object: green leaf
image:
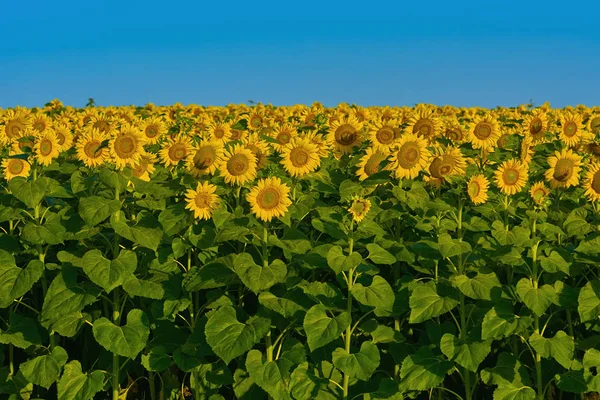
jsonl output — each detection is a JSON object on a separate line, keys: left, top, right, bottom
{"left": 399, "top": 348, "right": 453, "bottom": 391}
{"left": 556, "top": 369, "right": 588, "bottom": 393}
{"left": 516, "top": 278, "right": 556, "bottom": 317}
{"left": 564, "top": 208, "right": 591, "bottom": 237}
{"left": 366, "top": 244, "right": 396, "bottom": 265}
{"left": 8, "top": 177, "right": 46, "bottom": 209}
{"left": 332, "top": 341, "right": 380, "bottom": 381}
{"left": 482, "top": 303, "right": 532, "bottom": 341}
{"left": 451, "top": 272, "right": 501, "bottom": 300}
{"left": 0, "top": 251, "right": 44, "bottom": 308}
{"left": 409, "top": 281, "right": 459, "bottom": 323}
{"left": 57, "top": 361, "right": 104, "bottom": 400}
{"left": 158, "top": 204, "right": 188, "bottom": 236}
{"left": 303, "top": 304, "right": 350, "bottom": 352}
{"left": 438, "top": 233, "right": 472, "bottom": 259}
{"left": 584, "top": 348, "right": 600, "bottom": 368}
{"left": 539, "top": 250, "right": 571, "bottom": 274}
{"left": 440, "top": 333, "right": 491, "bottom": 372}
{"left": 245, "top": 350, "right": 291, "bottom": 400}
{"left": 493, "top": 384, "right": 536, "bottom": 400}
{"left": 578, "top": 280, "right": 600, "bottom": 323}
{"left": 234, "top": 253, "right": 287, "bottom": 294}
{"left": 289, "top": 363, "right": 334, "bottom": 400}
{"left": 19, "top": 346, "right": 68, "bottom": 389}
{"left": 351, "top": 276, "right": 395, "bottom": 316}
{"left": 92, "top": 309, "right": 150, "bottom": 359}
{"left": 141, "top": 347, "right": 172, "bottom": 372}
{"left": 21, "top": 213, "right": 66, "bottom": 245}
{"left": 78, "top": 196, "right": 121, "bottom": 226}
{"left": 205, "top": 306, "right": 270, "bottom": 364}
{"left": 81, "top": 249, "right": 137, "bottom": 293}
{"left": 528, "top": 331, "right": 574, "bottom": 369}
{"left": 183, "top": 261, "right": 237, "bottom": 291}
{"left": 327, "top": 246, "right": 362, "bottom": 274}
{"left": 0, "top": 313, "right": 42, "bottom": 349}
{"left": 258, "top": 292, "right": 306, "bottom": 319}
{"left": 481, "top": 352, "right": 532, "bottom": 387}
{"left": 110, "top": 211, "right": 163, "bottom": 251}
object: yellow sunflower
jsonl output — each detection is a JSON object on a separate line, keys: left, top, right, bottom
{"left": 520, "top": 136, "right": 535, "bottom": 165}
{"left": 185, "top": 181, "right": 220, "bottom": 220}
{"left": 356, "top": 147, "right": 388, "bottom": 181}
{"left": 389, "top": 133, "right": 430, "bottom": 180}
{"left": 529, "top": 181, "right": 550, "bottom": 205}
{"left": 53, "top": 123, "right": 74, "bottom": 152}
{"left": 494, "top": 159, "right": 528, "bottom": 196}
{"left": 304, "top": 132, "right": 330, "bottom": 158}
{"left": 246, "top": 177, "right": 292, "bottom": 222}
{"left": 219, "top": 144, "right": 257, "bottom": 186}
{"left": 10, "top": 127, "right": 36, "bottom": 154}
{"left": 327, "top": 115, "right": 364, "bottom": 155}
{"left": 110, "top": 125, "right": 146, "bottom": 170}
{"left": 247, "top": 111, "right": 265, "bottom": 131}
{"left": 583, "top": 163, "right": 600, "bottom": 202}
{"left": 467, "top": 174, "right": 489, "bottom": 205}
{"left": 405, "top": 107, "right": 440, "bottom": 142}
{"left": 428, "top": 146, "right": 467, "bottom": 181}
{"left": 348, "top": 198, "right": 371, "bottom": 223}
{"left": 522, "top": 109, "right": 549, "bottom": 144}
{"left": 140, "top": 116, "right": 167, "bottom": 144}
{"left": 1, "top": 109, "right": 31, "bottom": 145}
{"left": 280, "top": 137, "right": 321, "bottom": 177}
{"left": 230, "top": 128, "right": 247, "bottom": 142}
{"left": 187, "top": 140, "right": 224, "bottom": 177}
{"left": 544, "top": 148, "right": 583, "bottom": 189}
{"left": 2, "top": 156, "right": 31, "bottom": 181}
{"left": 469, "top": 114, "right": 501, "bottom": 150}
{"left": 76, "top": 128, "right": 110, "bottom": 168}
{"left": 369, "top": 119, "right": 398, "bottom": 152}
{"left": 558, "top": 111, "right": 583, "bottom": 147}
{"left": 159, "top": 136, "right": 192, "bottom": 167}
{"left": 588, "top": 114, "right": 600, "bottom": 136}
{"left": 30, "top": 113, "right": 52, "bottom": 134}
{"left": 34, "top": 130, "right": 61, "bottom": 166}
{"left": 208, "top": 121, "right": 233, "bottom": 143}
{"left": 132, "top": 153, "right": 157, "bottom": 182}
{"left": 89, "top": 113, "right": 113, "bottom": 135}
{"left": 443, "top": 118, "right": 466, "bottom": 143}
{"left": 271, "top": 123, "right": 298, "bottom": 153}
{"left": 243, "top": 134, "right": 271, "bottom": 169}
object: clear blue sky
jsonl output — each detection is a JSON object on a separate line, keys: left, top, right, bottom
{"left": 1, "top": 0, "right": 599, "bottom": 109}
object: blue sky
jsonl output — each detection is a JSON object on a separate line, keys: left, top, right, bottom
{"left": 1, "top": 0, "right": 599, "bottom": 109}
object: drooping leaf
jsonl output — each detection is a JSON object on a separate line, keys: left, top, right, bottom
{"left": 440, "top": 333, "right": 492, "bottom": 372}
{"left": 399, "top": 348, "right": 453, "bottom": 391}
{"left": 92, "top": 309, "right": 150, "bottom": 359}
{"left": 57, "top": 361, "right": 104, "bottom": 400}
{"left": 234, "top": 253, "right": 287, "bottom": 294}
{"left": 409, "top": 281, "right": 459, "bottom": 323}
{"left": 303, "top": 304, "right": 350, "bottom": 352}
{"left": 332, "top": 341, "right": 380, "bottom": 381}
{"left": 0, "top": 251, "right": 44, "bottom": 308}
{"left": 528, "top": 331, "right": 574, "bottom": 369}
{"left": 19, "top": 346, "right": 68, "bottom": 389}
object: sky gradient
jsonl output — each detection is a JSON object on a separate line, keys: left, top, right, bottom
{"left": 1, "top": 0, "right": 599, "bottom": 109}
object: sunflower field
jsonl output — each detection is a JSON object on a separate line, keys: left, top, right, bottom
{"left": 1, "top": 100, "right": 600, "bottom": 400}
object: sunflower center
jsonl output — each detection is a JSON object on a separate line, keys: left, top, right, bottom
{"left": 376, "top": 127, "right": 395, "bottom": 144}
{"left": 364, "top": 154, "right": 386, "bottom": 176}
{"left": 397, "top": 142, "right": 421, "bottom": 169}
{"left": 277, "top": 132, "right": 291, "bottom": 145}
{"left": 446, "top": 128, "right": 462, "bottom": 141}
{"left": 591, "top": 117, "right": 600, "bottom": 135}
{"left": 529, "top": 118, "right": 543, "bottom": 135}
{"left": 250, "top": 117, "right": 262, "bottom": 128}
{"left": 474, "top": 122, "right": 492, "bottom": 140}
{"left": 468, "top": 181, "right": 481, "bottom": 197}
{"left": 84, "top": 140, "right": 103, "bottom": 158}
{"left": 115, "top": 135, "right": 137, "bottom": 158}
{"left": 168, "top": 143, "right": 188, "bottom": 161}
{"left": 34, "top": 122, "right": 46, "bottom": 132}
{"left": 413, "top": 119, "right": 434, "bottom": 137}
{"left": 39, "top": 139, "right": 54, "bottom": 156}
{"left": 193, "top": 147, "right": 216, "bottom": 169}
{"left": 553, "top": 159, "right": 574, "bottom": 182}
{"left": 589, "top": 144, "right": 600, "bottom": 156}
{"left": 591, "top": 171, "right": 600, "bottom": 194}
{"left": 133, "top": 162, "right": 148, "bottom": 177}
{"left": 93, "top": 120, "right": 110, "bottom": 133}
{"left": 335, "top": 124, "right": 357, "bottom": 146}
{"left": 56, "top": 132, "right": 66, "bottom": 145}
{"left": 532, "top": 188, "right": 546, "bottom": 202}
{"left": 351, "top": 202, "right": 366, "bottom": 215}
{"left": 257, "top": 188, "right": 281, "bottom": 210}
{"left": 289, "top": 147, "right": 310, "bottom": 167}
{"left": 502, "top": 168, "right": 520, "bottom": 185}
{"left": 564, "top": 121, "right": 578, "bottom": 137}
{"left": 230, "top": 130, "right": 242, "bottom": 140}
{"left": 227, "top": 154, "right": 250, "bottom": 176}
{"left": 214, "top": 128, "right": 225, "bottom": 139}
{"left": 5, "top": 121, "right": 23, "bottom": 138}
{"left": 194, "top": 193, "right": 211, "bottom": 209}
{"left": 7, "top": 159, "right": 24, "bottom": 174}
{"left": 145, "top": 125, "right": 159, "bottom": 138}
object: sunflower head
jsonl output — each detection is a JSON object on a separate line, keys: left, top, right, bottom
{"left": 584, "top": 163, "right": 600, "bottom": 202}
{"left": 544, "top": 149, "right": 583, "bottom": 189}
{"left": 529, "top": 181, "right": 550, "bottom": 206}
{"left": 327, "top": 116, "right": 364, "bottom": 155}
{"left": 390, "top": 133, "right": 430, "bottom": 180}
{"left": 246, "top": 177, "right": 292, "bottom": 222}
{"left": 187, "top": 140, "right": 223, "bottom": 177}
{"left": 348, "top": 197, "right": 371, "bottom": 223}
{"left": 185, "top": 181, "right": 220, "bottom": 220}
{"left": 469, "top": 114, "right": 500, "bottom": 150}
{"left": 2, "top": 156, "right": 31, "bottom": 181}
{"left": 110, "top": 125, "right": 146, "bottom": 170}
{"left": 467, "top": 174, "right": 489, "bottom": 205}
{"left": 219, "top": 144, "right": 258, "bottom": 186}
{"left": 494, "top": 159, "right": 528, "bottom": 196}
{"left": 280, "top": 137, "right": 321, "bottom": 178}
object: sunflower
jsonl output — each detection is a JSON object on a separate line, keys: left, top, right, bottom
{"left": 246, "top": 177, "right": 292, "bottom": 222}
{"left": 219, "top": 144, "right": 257, "bottom": 186}
{"left": 389, "top": 133, "right": 430, "bottom": 180}
{"left": 208, "top": 121, "right": 233, "bottom": 143}
{"left": 443, "top": 118, "right": 466, "bottom": 143}
{"left": 230, "top": 128, "right": 247, "bottom": 142}
{"left": 348, "top": 198, "right": 371, "bottom": 223}
{"left": 247, "top": 111, "right": 265, "bottom": 131}
{"left": 187, "top": 140, "right": 223, "bottom": 177}
{"left": 544, "top": 148, "right": 583, "bottom": 189}
{"left": 132, "top": 153, "right": 157, "bottom": 182}
{"left": 529, "top": 181, "right": 550, "bottom": 205}
{"left": 53, "top": 124, "right": 74, "bottom": 151}
{"left": 428, "top": 147, "right": 467, "bottom": 181}
{"left": 304, "top": 132, "right": 330, "bottom": 158}
{"left": 558, "top": 111, "right": 583, "bottom": 147}
{"left": 369, "top": 119, "right": 398, "bottom": 152}
{"left": 468, "top": 114, "right": 500, "bottom": 150}
{"left": 271, "top": 124, "right": 298, "bottom": 153}
{"left": 185, "top": 181, "right": 220, "bottom": 220}
{"left": 467, "top": 174, "right": 489, "bottom": 205}
{"left": 89, "top": 113, "right": 113, "bottom": 135}
{"left": 494, "top": 159, "right": 528, "bottom": 196}
{"left": 1, "top": 109, "right": 31, "bottom": 145}
{"left": 76, "top": 128, "right": 110, "bottom": 167}
{"left": 520, "top": 136, "right": 535, "bottom": 165}
{"left": 588, "top": 114, "right": 600, "bottom": 136}
{"left": 583, "top": 163, "right": 600, "bottom": 202}
{"left": 10, "top": 127, "right": 36, "bottom": 154}
{"left": 280, "top": 137, "right": 320, "bottom": 177}
{"left": 405, "top": 107, "right": 440, "bottom": 142}
{"left": 585, "top": 142, "right": 600, "bottom": 162}
{"left": 110, "top": 125, "right": 146, "bottom": 169}
{"left": 522, "top": 109, "right": 549, "bottom": 144}
{"left": 243, "top": 134, "right": 271, "bottom": 169}
{"left": 356, "top": 147, "right": 388, "bottom": 181}
{"left": 33, "top": 130, "right": 61, "bottom": 166}
{"left": 159, "top": 136, "right": 192, "bottom": 167}
{"left": 327, "top": 116, "right": 364, "bottom": 155}
{"left": 2, "top": 156, "right": 31, "bottom": 181}
{"left": 140, "top": 116, "right": 167, "bottom": 144}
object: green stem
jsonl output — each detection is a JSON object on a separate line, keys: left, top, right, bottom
{"left": 265, "top": 330, "right": 274, "bottom": 362}
{"left": 531, "top": 222, "right": 543, "bottom": 400}
{"left": 9, "top": 341, "right": 14, "bottom": 376}
{"left": 456, "top": 200, "right": 472, "bottom": 400}
{"left": 342, "top": 222, "right": 354, "bottom": 399}
{"left": 112, "top": 289, "right": 121, "bottom": 400}
{"left": 149, "top": 371, "right": 156, "bottom": 400}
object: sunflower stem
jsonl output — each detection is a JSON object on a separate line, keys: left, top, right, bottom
{"left": 342, "top": 221, "right": 354, "bottom": 399}
{"left": 112, "top": 184, "right": 121, "bottom": 400}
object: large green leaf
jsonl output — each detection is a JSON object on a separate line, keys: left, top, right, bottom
{"left": 21, "top": 213, "right": 66, "bottom": 245}
{"left": 528, "top": 331, "right": 574, "bottom": 369}
{"left": 205, "top": 306, "right": 270, "bottom": 364}
{"left": 578, "top": 280, "right": 600, "bottom": 323}
{"left": 409, "top": 281, "right": 459, "bottom": 323}
{"left": 0, "top": 313, "right": 42, "bottom": 349}
{"left": 493, "top": 384, "right": 536, "bottom": 400}
{"left": 438, "top": 233, "right": 471, "bottom": 259}
{"left": 440, "top": 333, "right": 491, "bottom": 372}
{"left": 110, "top": 211, "right": 163, "bottom": 251}
{"left": 233, "top": 253, "right": 287, "bottom": 293}
{"left": 57, "top": 361, "right": 104, "bottom": 400}
{"left": 158, "top": 203, "right": 188, "bottom": 236}
{"left": 351, "top": 276, "right": 394, "bottom": 316}
{"left": 516, "top": 278, "right": 556, "bottom": 317}
{"left": 0, "top": 251, "right": 44, "bottom": 308}
{"left": 451, "top": 272, "right": 501, "bottom": 301}
{"left": 8, "top": 177, "right": 46, "bottom": 209}
{"left": 303, "top": 304, "right": 350, "bottom": 352}
{"left": 78, "top": 196, "right": 121, "bottom": 226}
{"left": 332, "top": 341, "right": 380, "bottom": 381}
{"left": 399, "top": 348, "right": 453, "bottom": 391}
{"left": 92, "top": 309, "right": 150, "bottom": 359}
{"left": 366, "top": 243, "right": 396, "bottom": 265}
{"left": 81, "top": 249, "right": 137, "bottom": 293}
{"left": 246, "top": 350, "right": 291, "bottom": 400}
{"left": 19, "top": 346, "right": 68, "bottom": 389}
{"left": 327, "top": 246, "right": 362, "bottom": 274}
{"left": 481, "top": 352, "right": 532, "bottom": 387}
{"left": 482, "top": 303, "right": 532, "bottom": 341}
